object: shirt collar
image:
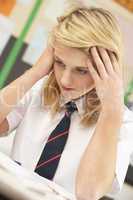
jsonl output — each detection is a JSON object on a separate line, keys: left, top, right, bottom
{"left": 59, "top": 95, "right": 86, "bottom": 116}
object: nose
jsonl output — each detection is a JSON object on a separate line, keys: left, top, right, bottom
{"left": 60, "top": 69, "right": 73, "bottom": 88}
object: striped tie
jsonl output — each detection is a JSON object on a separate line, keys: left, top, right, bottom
{"left": 35, "top": 101, "right": 77, "bottom": 180}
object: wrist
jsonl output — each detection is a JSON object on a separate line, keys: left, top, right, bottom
{"left": 25, "top": 67, "right": 46, "bottom": 80}
{"left": 101, "top": 104, "right": 124, "bottom": 115}
{"left": 100, "top": 106, "right": 123, "bottom": 125}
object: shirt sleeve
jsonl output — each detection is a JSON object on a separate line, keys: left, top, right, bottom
{"left": 5, "top": 76, "right": 47, "bottom": 136}
{"left": 107, "top": 106, "right": 133, "bottom": 197}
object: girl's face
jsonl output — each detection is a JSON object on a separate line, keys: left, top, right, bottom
{"left": 53, "top": 43, "right": 94, "bottom": 101}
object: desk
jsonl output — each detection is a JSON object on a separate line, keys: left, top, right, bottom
{"left": 0, "top": 151, "right": 74, "bottom": 200}
{"left": 0, "top": 151, "right": 114, "bottom": 200}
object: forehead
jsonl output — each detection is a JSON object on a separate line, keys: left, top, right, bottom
{"left": 54, "top": 42, "right": 88, "bottom": 61}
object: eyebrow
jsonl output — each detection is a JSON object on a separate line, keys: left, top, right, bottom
{"left": 54, "top": 55, "right": 89, "bottom": 70}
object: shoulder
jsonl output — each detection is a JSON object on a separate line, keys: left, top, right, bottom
{"left": 31, "top": 75, "right": 49, "bottom": 92}
{"left": 19, "top": 75, "right": 50, "bottom": 105}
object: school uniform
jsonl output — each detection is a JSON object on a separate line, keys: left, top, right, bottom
{"left": 4, "top": 75, "right": 133, "bottom": 199}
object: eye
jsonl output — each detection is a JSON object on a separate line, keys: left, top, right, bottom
{"left": 55, "top": 59, "right": 65, "bottom": 67}
{"left": 76, "top": 68, "right": 89, "bottom": 75}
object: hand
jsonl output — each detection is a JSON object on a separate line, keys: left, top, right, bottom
{"left": 87, "top": 46, "right": 124, "bottom": 114}
{"left": 33, "top": 46, "right": 54, "bottom": 79}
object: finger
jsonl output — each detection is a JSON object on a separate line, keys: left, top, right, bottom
{"left": 98, "top": 47, "right": 114, "bottom": 75}
{"left": 87, "top": 59, "right": 100, "bottom": 83}
{"left": 108, "top": 51, "right": 121, "bottom": 74}
{"left": 90, "top": 47, "right": 107, "bottom": 79}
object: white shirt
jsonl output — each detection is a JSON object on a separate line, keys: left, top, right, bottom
{"left": 5, "top": 75, "right": 133, "bottom": 198}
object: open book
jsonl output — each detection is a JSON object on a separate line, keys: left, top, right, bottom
{"left": 0, "top": 151, "right": 75, "bottom": 200}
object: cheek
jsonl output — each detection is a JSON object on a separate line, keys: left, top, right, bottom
{"left": 85, "top": 75, "right": 94, "bottom": 87}
{"left": 76, "top": 75, "right": 94, "bottom": 90}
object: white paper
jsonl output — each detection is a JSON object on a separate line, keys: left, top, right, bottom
{"left": 0, "top": 151, "right": 75, "bottom": 200}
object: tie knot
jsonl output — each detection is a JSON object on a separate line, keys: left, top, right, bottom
{"left": 65, "top": 101, "right": 77, "bottom": 116}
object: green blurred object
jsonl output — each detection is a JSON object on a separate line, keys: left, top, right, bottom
{"left": 124, "top": 79, "right": 133, "bottom": 105}
{"left": 0, "top": 0, "right": 43, "bottom": 89}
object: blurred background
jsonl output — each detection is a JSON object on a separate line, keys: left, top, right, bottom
{"left": 0, "top": 0, "right": 133, "bottom": 199}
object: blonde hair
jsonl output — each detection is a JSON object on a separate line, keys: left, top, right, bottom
{"left": 42, "top": 6, "right": 123, "bottom": 127}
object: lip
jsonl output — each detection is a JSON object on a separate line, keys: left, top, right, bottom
{"left": 61, "top": 85, "right": 74, "bottom": 91}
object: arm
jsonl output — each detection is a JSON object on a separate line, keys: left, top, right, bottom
{"left": 75, "top": 46, "right": 124, "bottom": 200}
{"left": 0, "top": 46, "right": 54, "bottom": 125}
{"left": 75, "top": 109, "right": 122, "bottom": 200}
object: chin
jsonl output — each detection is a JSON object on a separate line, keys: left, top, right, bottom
{"left": 61, "top": 91, "right": 83, "bottom": 101}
